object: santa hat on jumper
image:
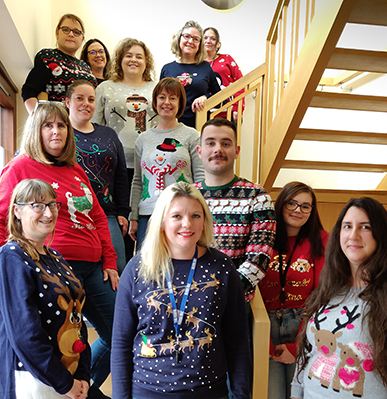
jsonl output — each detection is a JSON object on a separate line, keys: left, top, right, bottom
{"left": 349, "top": 342, "right": 374, "bottom": 372}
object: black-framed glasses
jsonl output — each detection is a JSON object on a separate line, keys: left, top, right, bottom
{"left": 88, "top": 49, "right": 105, "bottom": 56}
{"left": 285, "top": 200, "right": 313, "bottom": 214}
{"left": 181, "top": 33, "right": 201, "bottom": 44}
{"left": 59, "top": 26, "right": 83, "bottom": 37}
{"left": 17, "top": 202, "right": 62, "bottom": 214}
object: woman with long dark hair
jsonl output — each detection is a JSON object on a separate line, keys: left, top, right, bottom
{"left": 80, "top": 38, "right": 111, "bottom": 84}
{"left": 292, "top": 197, "right": 387, "bottom": 398}
{"left": 259, "top": 181, "right": 329, "bottom": 399}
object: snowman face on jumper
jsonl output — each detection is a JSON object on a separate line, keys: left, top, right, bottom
{"left": 126, "top": 95, "right": 148, "bottom": 113}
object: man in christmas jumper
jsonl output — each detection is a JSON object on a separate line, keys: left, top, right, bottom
{"left": 195, "top": 118, "right": 276, "bottom": 302}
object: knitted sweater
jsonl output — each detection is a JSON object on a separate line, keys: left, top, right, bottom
{"left": 130, "top": 123, "right": 204, "bottom": 219}
{"left": 0, "top": 154, "right": 117, "bottom": 270}
{"left": 92, "top": 80, "right": 158, "bottom": 168}
{"left": 0, "top": 242, "right": 90, "bottom": 399}
{"left": 194, "top": 176, "right": 276, "bottom": 300}
{"left": 259, "top": 231, "right": 329, "bottom": 356}
{"left": 22, "top": 48, "right": 97, "bottom": 102}
{"left": 291, "top": 288, "right": 387, "bottom": 399}
{"left": 160, "top": 61, "right": 221, "bottom": 128}
{"left": 207, "top": 53, "right": 245, "bottom": 116}
{"left": 74, "top": 123, "right": 130, "bottom": 218}
{"left": 111, "top": 248, "right": 252, "bottom": 399}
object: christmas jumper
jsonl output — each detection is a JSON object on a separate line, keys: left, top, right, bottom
{"left": 130, "top": 123, "right": 205, "bottom": 219}
{"left": 259, "top": 231, "right": 329, "bottom": 356}
{"left": 0, "top": 241, "right": 90, "bottom": 398}
{"left": 74, "top": 123, "right": 130, "bottom": 219}
{"left": 21, "top": 48, "right": 97, "bottom": 103}
{"left": 207, "top": 53, "right": 245, "bottom": 117}
{"left": 160, "top": 61, "right": 221, "bottom": 128}
{"left": 111, "top": 248, "right": 252, "bottom": 399}
{"left": 291, "top": 288, "right": 387, "bottom": 399}
{"left": 0, "top": 154, "right": 117, "bottom": 270}
{"left": 92, "top": 80, "right": 158, "bottom": 169}
{"left": 194, "top": 176, "right": 276, "bottom": 300}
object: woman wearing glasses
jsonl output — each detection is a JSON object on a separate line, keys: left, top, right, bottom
{"left": 259, "top": 181, "right": 329, "bottom": 399}
{"left": 0, "top": 102, "right": 117, "bottom": 397}
{"left": 22, "top": 13, "right": 97, "bottom": 113}
{"left": 160, "top": 20, "right": 221, "bottom": 128}
{"left": 81, "top": 39, "right": 111, "bottom": 85}
{"left": 0, "top": 179, "right": 90, "bottom": 399}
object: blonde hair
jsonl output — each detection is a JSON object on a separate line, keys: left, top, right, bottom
{"left": 8, "top": 179, "right": 58, "bottom": 261}
{"left": 21, "top": 102, "right": 76, "bottom": 166}
{"left": 170, "top": 20, "right": 207, "bottom": 65}
{"left": 139, "top": 182, "right": 216, "bottom": 286}
{"left": 110, "top": 38, "right": 155, "bottom": 82}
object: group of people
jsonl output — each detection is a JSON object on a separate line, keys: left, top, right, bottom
{"left": 0, "top": 10, "right": 386, "bottom": 399}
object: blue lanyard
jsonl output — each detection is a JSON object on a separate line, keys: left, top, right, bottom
{"left": 166, "top": 247, "right": 198, "bottom": 362}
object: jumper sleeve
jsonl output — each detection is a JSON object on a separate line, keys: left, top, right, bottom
{"left": 129, "top": 137, "right": 143, "bottom": 220}
{"left": 189, "top": 131, "right": 205, "bottom": 183}
{"left": 113, "top": 134, "right": 130, "bottom": 218}
{"left": 238, "top": 192, "right": 276, "bottom": 295}
{"left": 207, "top": 66, "right": 221, "bottom": 98}
{"left": 92, "top": 83, "right": 107, "bottom": 125}
{"left": 227, "top": 55, "right": 245, "bottom": 113}
{"left": 223, "top": 259, "right": 253, "bottom": 398}
{"left": 21, "top": 50, "right": 51, "bottom": 102}
{"left": 0, "top": 250, "right": 75, "bottom": 395}
{"left": 111, "top": 257, "right": 139, "bottom": 398}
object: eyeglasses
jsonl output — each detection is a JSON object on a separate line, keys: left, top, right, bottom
{"left": 181, "top": 33, "right": 201, "bottom": 44}
{"left": 285, "top": 200, "right": 313, "bottom": 214}
{"left": 17, "top": 202, "right": 62, "bottom": 213}
{"left": 88, "top": 49, "right": 105, "bottom": 56}
{"left": 59, "top": 26, "right": 83, "bottom": 37}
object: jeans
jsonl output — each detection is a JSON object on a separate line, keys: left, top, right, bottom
{"left": 267, "top": 307, "right": 304, "bottom": 399}
{"left": 107, "top": 215, "right": 126, "bottom": 275}
{"left": 136, "top": 215, "right": 150, "bottom": 251}
{"left": 67, "top": 259, "right": 116, "bottom": 387}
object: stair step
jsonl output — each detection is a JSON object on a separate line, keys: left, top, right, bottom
{"left": 282, "top": 159, "right": 387, "bottom": 172}
{"left": 348, "top": 0, "right": 387, "bottom": 27}
{"left": 310, "top": 91, "right": 387, "bottom": 112}
{"left": 296, "top": 128, "right": 387, "bottom": 144}
{"left": 328, "top": 48, "right": 387, "bottom": 73}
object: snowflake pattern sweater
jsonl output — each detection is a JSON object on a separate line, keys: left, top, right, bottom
{"left": 130, "top": 123, "right": 204, "bottom": 219}
{"left": 92, "top": 80, "right": 158, "bottom": 168}
{"left": 0, "top": 154, "right": 117, "bottom": 269}
{"left": 0, "top": 242, "right": 90, "bottom": 399}
{"left": 194, "top": 176, "right": 276, "bottom": 300}
{"left": 22, "top": 48, "right": 97, "bottom": 102}
{"left": 74, "top": 123, "right": 130, "bottom": 219}
{"left": 291, "top": 288, "right": 387, "bottom": 399}
{"left": 111, "top": 249, "right": 252, "bottom": 399}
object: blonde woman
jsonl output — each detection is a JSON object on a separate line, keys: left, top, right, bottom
{"left": 112, "top": 182, "right": 252, "bottom": 399}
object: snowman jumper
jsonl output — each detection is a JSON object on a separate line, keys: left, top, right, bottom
{"left": 291, "top": 288, "right": 387, "bottom": 399}
{"left": 0, "top": 241, "right": 90, "bottom": 398}
{"left": 92, "top": 80, "right": 158, "bottom": 169}
{"left": 129, "top": 123, "right": 204, "bottom": 220}
{"left": 111, "top": 248, "right": 252, "bottom": 399}
{"left": 22, "top": 48, "right": 97, "bottom": 103}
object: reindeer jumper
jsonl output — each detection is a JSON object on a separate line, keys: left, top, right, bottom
{"left": 291, "top": 288, "right": 387, "bottom": 399}
{"left": 0, "top": 242, "right": 90, "bottom": 399}
{"left": 112, "top": 248, "right": 252, "bottom": 399}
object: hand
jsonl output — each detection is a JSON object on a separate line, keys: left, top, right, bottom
{"left": 117, "top": 215, "right": 128, "bottom": 237}
{"left": 191, "top": 95, "right": 207, "bottom": 112}
{"left": 232, "top": 111, "right": 238, "bottom": 124}
{"left": 103, "top": 268, "right": 119, "bottom": 291}
{"left": 129, "top": 220, "right": 138, "bottom": 241}
{"left": 65, "top": 379, "right": 88, "bottom": 399}
{"left": 272, "top": 344, "right": 295, "bottom": 364}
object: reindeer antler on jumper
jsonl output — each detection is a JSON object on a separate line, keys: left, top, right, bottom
{"left": 313, "top": 305, "right": 333, "bottom": 330}
{"left": 332, "top": 305, "right": 361, "bottom": 334}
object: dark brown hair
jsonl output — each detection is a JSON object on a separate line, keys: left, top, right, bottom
{"left": 200, "top": 117, "right": 237, "bottom": 141}
{"left": 152, "top": 78, "right": 186, "bottom": 119}
{"left": 296, "top": 197, "right": 387, "bottom": 385}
